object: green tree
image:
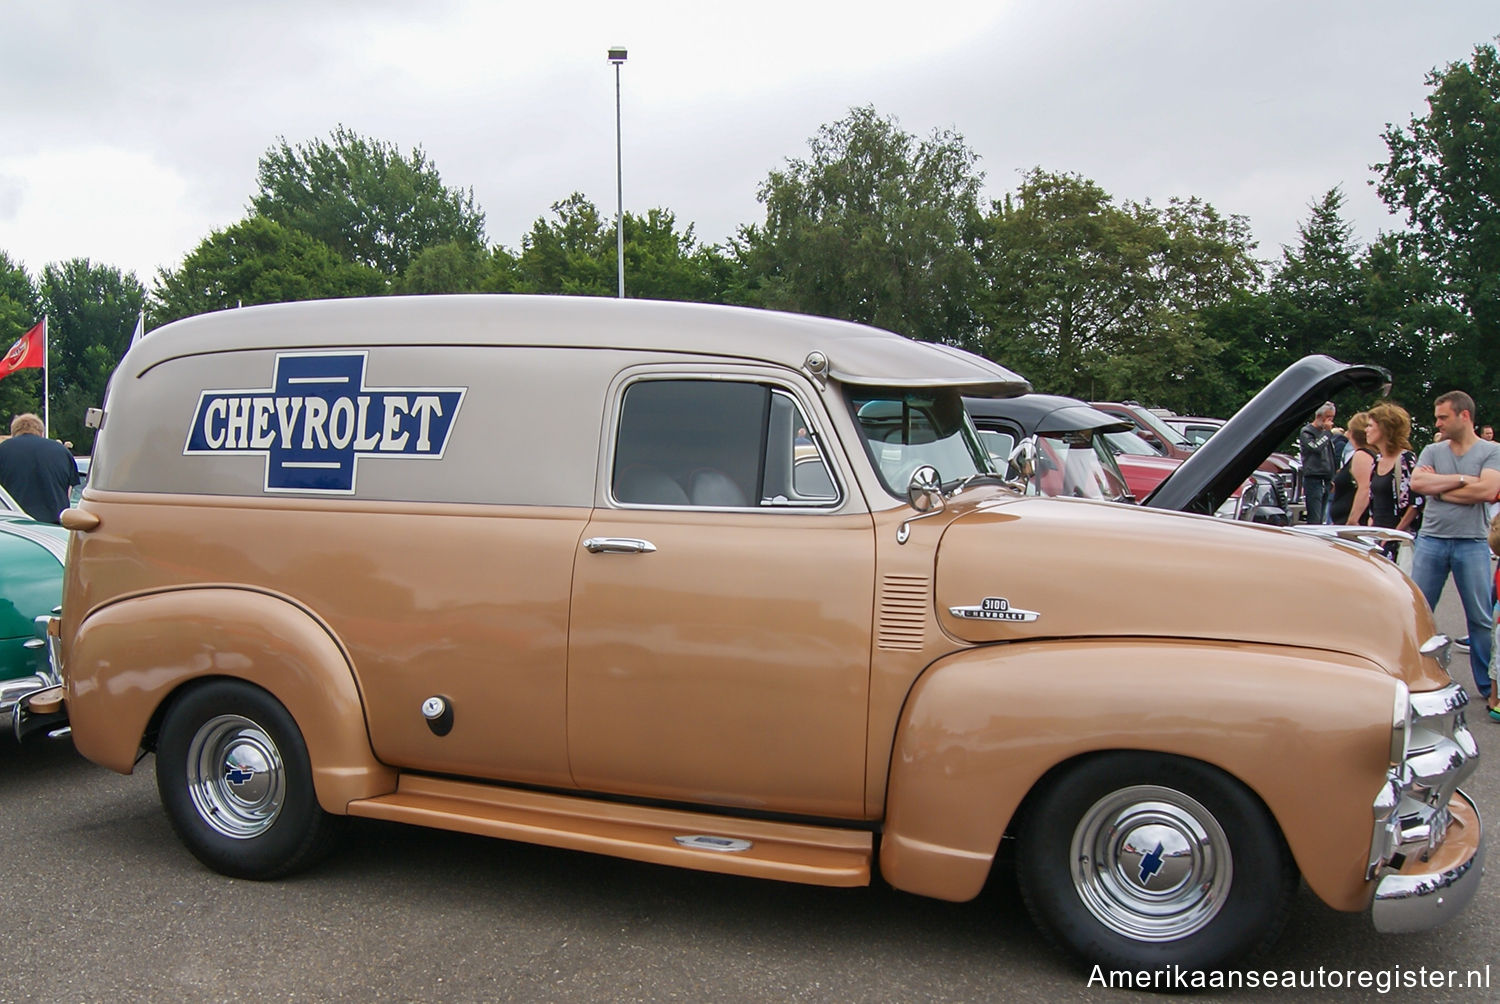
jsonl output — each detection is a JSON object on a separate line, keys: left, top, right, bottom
{"left": 1263, "top": 188, "right": 1365, "bottom": 363}
{"left": 981, "top": 170, "right": 1153, "bottom": 396}
{"left": 39, "top": 258, "right": 145, "bottom": 450}
{"left": 252, "top": 125, "right": 486, "bottom": 277}
{"left": 0, "top": 251, "right": 43, "bottom": 425}
{"left": 153, "top": 216, "right": 386, "bottom": 325}
{"left": 1375, "top": 39, "right": 1500, "bottom": 419}
{"left": 492, "top": 194, "right": 731, "bottom": 301}
{"left": 981, "top": 170, "right": 1259, "bottom": 412}
{"left": 734, "top": 106, "right": 987, "bottom": 346}
{"left": 397, "top": 241, "right": 491, "bottom": 294}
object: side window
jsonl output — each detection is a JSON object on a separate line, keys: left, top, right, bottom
{"left": 612, "top": 379, "right": 839, "bottom": 508}
{"left": 977, "top": 430, "right": 1015, "bottom": 474}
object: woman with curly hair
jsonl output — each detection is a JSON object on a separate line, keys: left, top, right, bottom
{"left": 1332, "top": 411, "right": 1374, "bottom": 526}
{"left": 1364, "top": 403, "right": 1422, "bottom": 554}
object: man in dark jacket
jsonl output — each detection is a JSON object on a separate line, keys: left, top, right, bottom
{"left": 0, "top": 413, "right": 78, "bottom": 523}
{"left": 1298, "top": 401, "right": 1337, "bottom": 524}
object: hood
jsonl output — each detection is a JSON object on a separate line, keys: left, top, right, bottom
{"left": 1142, "top": 355, "right": 1389, "bottom": 514}
{"left": 934, "top": 496, "right": 1448, "bottom": 690}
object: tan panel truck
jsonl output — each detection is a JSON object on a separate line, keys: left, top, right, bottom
{"left": 29, "top": 295, "right": 1482, "bottom": 974}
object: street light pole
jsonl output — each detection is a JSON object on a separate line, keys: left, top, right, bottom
{"left": 608, "top": 46, "right": 628, "bottom": 299}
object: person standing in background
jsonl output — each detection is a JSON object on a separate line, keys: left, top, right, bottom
{"left": 1410, "top": 391, "right": 1500, "bottom": 707}
{"left": 1331, "top": 411, "right": 1373, "bottom": 526}
{"left": 1363, "top": 403, "right": 1422, "bottom": 559}
{"left": 1298, "top": 402, "right": 1337, "bottom": 524}
{"left": 0, "top": 413, "right": 79, "bottom": 524}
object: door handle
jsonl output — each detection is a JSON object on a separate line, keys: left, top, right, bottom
{"left": 583, "top": 537, "right": 658, "bottom": 554}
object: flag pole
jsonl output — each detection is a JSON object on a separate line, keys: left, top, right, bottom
{"left": 42, "top": 315, "right": 49, "bottom": 438}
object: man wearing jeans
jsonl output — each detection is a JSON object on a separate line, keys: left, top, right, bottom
{"left": 1298, "top": 402, "right": 1337, "bottom": 523}
{"left": 1411, "top": 390, "right": 1500, "bottom": 705}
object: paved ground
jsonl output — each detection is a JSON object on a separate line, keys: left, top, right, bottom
{"left": 1, "top": 582, "right": 1495, "bottom": 1002}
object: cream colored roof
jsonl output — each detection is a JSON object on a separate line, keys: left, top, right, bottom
{"left": 127, "top": 295, "right": 1029, "bottom": 394}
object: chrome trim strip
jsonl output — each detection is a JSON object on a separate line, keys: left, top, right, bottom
{"left": 1372, "top": 790, "right": 1485, "bottom": 934}
{"left": 0, "top": 520, "right": 67, "bottom": 565}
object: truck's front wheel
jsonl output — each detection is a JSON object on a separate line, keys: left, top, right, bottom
{"left": 1016, "top": 752, "right": 1296, "bottom": 972}
{"left": 156, "top": 680, "right": 344, "bottom": 879}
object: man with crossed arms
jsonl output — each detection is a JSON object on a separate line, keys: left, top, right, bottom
{"left": 1410, "top": 390, "right": 1500, "bottom": 712}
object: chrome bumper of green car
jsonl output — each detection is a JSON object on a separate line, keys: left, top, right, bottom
{"left": 6, "top": 615, "right": 67, "bottom": 742}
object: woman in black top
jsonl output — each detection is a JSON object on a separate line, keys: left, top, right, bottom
{"left": 1330, "top": 411, "right": 1373, "bottom": 525}
{"left": 1363, "top": 403, "right": 1420, "bottom": 536}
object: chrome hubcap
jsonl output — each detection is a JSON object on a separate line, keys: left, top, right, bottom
{"left": 185, "top": 714, "right": 286, "bottom": 839}
{"left": 1070, "top": 785, "right": 1232, "bottom": 941}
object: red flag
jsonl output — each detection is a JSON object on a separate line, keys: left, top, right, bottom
{"left": 0, "top": 321, "right": 44, "bottom": 380}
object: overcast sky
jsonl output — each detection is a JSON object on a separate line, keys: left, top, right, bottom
{"left": 0, "top": 1, "right": 1494, "bottom": 285}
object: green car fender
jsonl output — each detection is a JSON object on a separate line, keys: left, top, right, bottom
{"left": 0, "top": 516, "right": 66, "bottom": 686}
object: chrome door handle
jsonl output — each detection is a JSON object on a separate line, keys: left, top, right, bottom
{"left": 583, "top": 537, "right": 658, "bottom": 554}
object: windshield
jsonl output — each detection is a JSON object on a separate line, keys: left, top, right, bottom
{"left": 1031, "top": 431, "right": 1131, "bottom": 502}
{"left": 848, "top": 387, "right": 994, "bottom": 496}
{"left": 1102, "top": 429, "right": 1160, "bottom": 457}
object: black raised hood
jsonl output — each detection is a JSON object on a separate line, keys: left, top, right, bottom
{"left": 1142, "top": 355, "right": 1390, "bottom": 514}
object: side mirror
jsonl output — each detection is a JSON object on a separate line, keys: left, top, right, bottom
{"left": 907, "top": 465, "right": 944, "bottom": 513}
{"left": 1006, "top": 437, "right": 1038, "bottom": 482}
{"left": 898, "top": 466, "right": 945, "bottom": 544}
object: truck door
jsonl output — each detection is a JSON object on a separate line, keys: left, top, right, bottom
{"left": 567, "top": 375, "right": 875, "bottom": 819}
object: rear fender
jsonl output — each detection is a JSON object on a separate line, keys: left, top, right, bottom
{"left": 65, "top": 586, "right": 395, "bottom": 812}
{"left": 879, "top": 639, "right": 1400, "bottom": 911}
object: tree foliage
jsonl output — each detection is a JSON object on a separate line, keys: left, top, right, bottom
{"left": 734, "top": 106, "right": 987, "bottom": 347}
{"left": 153, "top": 216, "right": 385, "bottom": 326}
{"left": 492, "top": 194, "right": 731, "bottom": 302}
{"left": 38, "top": 259, "right": 145, "bottom": 450}
{"left": 981, "top": 169, "right": 1259, "bottom": 413}
{"left": 1375, "top": 39, "right": 1500, "bottom": 420}
{"left": 252, "top": 125, "right": 486, "bottom": 277}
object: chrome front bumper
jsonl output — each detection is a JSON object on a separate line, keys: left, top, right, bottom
{"left": 1372, "top": 789, "right": 1484, "bottom": 933}
{"left": 1368, "top": 676, "right": 1484, "bottom": 933}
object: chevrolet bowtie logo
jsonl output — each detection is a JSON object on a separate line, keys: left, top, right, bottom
{"left": 184, "top": 351, "right": 466, "bottom": 494}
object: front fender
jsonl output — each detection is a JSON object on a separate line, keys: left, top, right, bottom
{"left": 65, "top": 586, "right": 396, "bottom": 812}
{"left": 879, "top": 639, "right": 1400, "bottom": 911}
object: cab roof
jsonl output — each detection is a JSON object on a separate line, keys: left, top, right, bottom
{"left": 127, "top": 295, "right": 1030, "bottom": 396}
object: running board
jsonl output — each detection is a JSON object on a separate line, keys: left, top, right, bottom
{"left": 347, "top": 775, "right": 873, "bottom": 887}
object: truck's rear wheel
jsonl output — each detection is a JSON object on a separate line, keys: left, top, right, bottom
{"left": 156, "top": 680, "right": 344, "bottom": 879}
{"left": 1016, "top": 752, "right": 1296, "bottom": 972}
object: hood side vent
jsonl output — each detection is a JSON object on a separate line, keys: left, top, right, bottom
{"left": 878, "top": 574, "right": 929, "bottom": 651}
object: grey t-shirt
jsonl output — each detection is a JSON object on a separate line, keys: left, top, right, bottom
{"left": 1415, "top": 439, "right": 1500, "bottom": 538}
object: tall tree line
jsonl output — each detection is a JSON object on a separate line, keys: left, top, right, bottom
{"left": 3, "top": 38, "right": 1498, "bottom": 451}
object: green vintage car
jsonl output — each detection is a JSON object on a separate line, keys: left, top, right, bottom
{"left": 0, "top": 483, "right": 66, "bottom": 737}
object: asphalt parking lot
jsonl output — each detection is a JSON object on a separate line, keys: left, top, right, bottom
{"left": 1, "top": 586, "right": 1495, "bottom": 1003}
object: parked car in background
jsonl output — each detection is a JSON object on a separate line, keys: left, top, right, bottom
{"left": 965, "top": 395, "right": 1133, "bottom": 502}
{"left": 69, "top": 456, "right": 90, "bottom": 506}
{"left": 968, "top": 395, "right": 1288, "bottom": 524}
{"left": 1099, "top": 428, "right": 1184, "bottom": 499}
{"left": 1164, "top": 416, "right": 1302, "bottom": 508}
{"left": 0, "top": 506, "right": 66, "bottom": 733}
{"left": 1091, "top": 401, "right": 1199, "bottom": 460}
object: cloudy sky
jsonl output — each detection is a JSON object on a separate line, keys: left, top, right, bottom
{"left": 0, "top": 1, "right": 1494, "bottom": 284}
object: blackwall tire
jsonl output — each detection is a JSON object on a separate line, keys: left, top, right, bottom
{"left": 1015, "top": 753, "right": 1297, "bottom": 973}
{"left": 156, "top": 680, "right": 345, "bottom": 879}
